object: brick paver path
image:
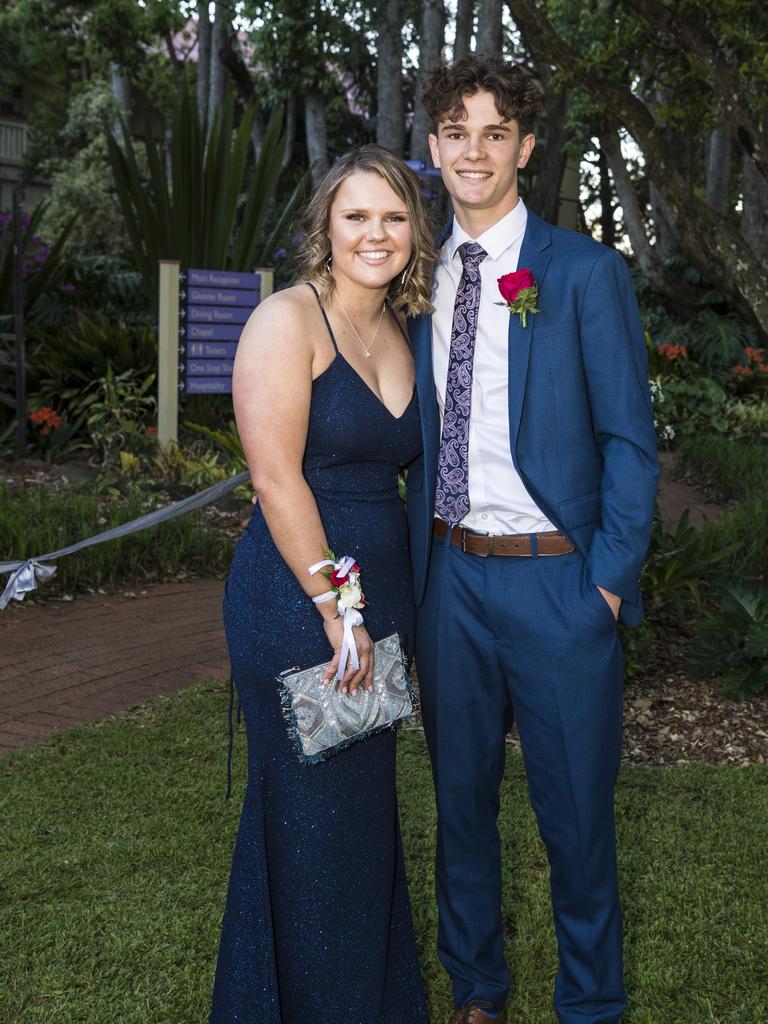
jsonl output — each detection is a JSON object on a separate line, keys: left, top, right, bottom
{"left": 0, "top": 579, "right": 228, "bottom": 757}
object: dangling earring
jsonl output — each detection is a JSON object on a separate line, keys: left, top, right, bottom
{"left": 325, "top": 256, "right": 332, "bottom": 273}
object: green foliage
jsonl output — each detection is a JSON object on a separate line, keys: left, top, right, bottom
{"left": 726, "top": 398, "right": 768, "bottom": 439}
{"left": 619, "top": 618, "right": 657, "bottom": 679}
{"left": 27, "top": 415, "right": 87, "bottom": 464}
{"left": 3, "top": 719, "right": 768, "bottom": 1023}
{"left": 153, "top": 439, "right": 233, "bottom": 489}
{"left": 689, "top": 582, "right": 768, "bottom": 699}
{"left": 0, "top": 480, "right": 231, "bottom": 592}
{"left": 77, "top": 366, "right": 157, "bottom": 469}
{"left": 641, "top": 508, "right": 743, "bottom": 617}
{"left": 186, "top": 420, "right": 246, "bottom": 469}
{"left": 677, "top": 436, "right": 768, "bottom": 503}
{"left": 685, "top": 309, "right": 758, "bottom": 371}
{"left": 107, "top": 89, "right": 303, "bottom": 310}
{"left": 38, "top": 80, "right": 131, "bottom": 259}
{"left": 29, "top": 313, "right": 157, "bottom": 421}
{"left": 650, "top": 375, "right": 729, "bottom": 437}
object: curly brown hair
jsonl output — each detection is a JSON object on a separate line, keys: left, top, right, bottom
{"left": 293, "top": 145, "right": 435, "bottom": 316}
{"left": 423, "top": 55, "right": 542, "bottom": 138}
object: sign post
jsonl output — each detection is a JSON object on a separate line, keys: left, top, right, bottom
{"left": 157, "top": 264, "right": 272, "bottom": 445}
{"left": 157, "top": 260, "right": 180, "bottom": 448}
{"left": 13, "top": 182, "right": 26, "bottom": 459}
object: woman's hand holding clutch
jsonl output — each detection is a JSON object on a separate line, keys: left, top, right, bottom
{"left": 322, "top": 617, "right": 375, "bottom": 695}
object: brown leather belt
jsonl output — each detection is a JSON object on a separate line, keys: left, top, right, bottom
{"left": 433, "top": 517, "right": 575, "bottom": 557}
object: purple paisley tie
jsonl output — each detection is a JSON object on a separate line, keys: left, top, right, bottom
{"left": 435, "top": 241, "right": 487, "bottom": 527}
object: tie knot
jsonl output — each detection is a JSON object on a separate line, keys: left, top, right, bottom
{"left": 457, "top": 241, "right": 487, "bottom": 270}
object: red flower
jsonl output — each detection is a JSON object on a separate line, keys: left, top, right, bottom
{"left": 757, "top": 363, "right": 768, "bottom": 375}
{"left": 330, "top": 561, "right": 360, "bottom": 587}
{"left": 29, "top": 407, "right": 62, "bottom": 435}
{"left": 498, "top": 269, "right": 535, "bottom": 303}
{"left": 658, "top": 343, "right": 688, "bottom": 361}
{"left": 744, "top": 346, "right": 764, "bottom": 363}
{"left": 145, "top": 425, "right": 158, "bottom": 436}
{"left": 732, "top": 365, "right": 754, "bottom": 377}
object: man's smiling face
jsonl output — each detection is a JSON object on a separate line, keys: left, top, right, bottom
{"left": 428, "top": 89, "right": 535, "bottom": 234}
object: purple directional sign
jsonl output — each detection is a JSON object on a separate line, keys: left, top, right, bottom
{"left": 180, "top": 341, "right": 238, "bottom": 359}
{"left": 184, "top": 268, "right": 260, "bottom": 289}
{"left": 178, "top": 267, "right": 263, "bottom": 394}
{"left": 181, "top": 376, "right": 233, "bottom": 395}
{"left": 179, "top": 323, "right": 243, "bottom": 341}
{"left": 184, "top": 305, "right": 253, "bottom": 324}
{"left": 182, "top": 286, "right": 260, "bottom": 306}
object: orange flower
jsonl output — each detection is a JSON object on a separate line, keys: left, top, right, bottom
{"left": 658, "top": 343, "right": 688, "bottom": 361}
{"left": 29, "top": 407, "right": 62, "bottom": 434}
{"left": 744, "top": 346, "right": 764, "bottom": 363}
{"left": 732, "top": 365, "right": 754, "bottom": 377}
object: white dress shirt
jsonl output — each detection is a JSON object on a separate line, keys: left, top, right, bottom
{"left": 432, "top": 200, "right": 555, "bottom": 534}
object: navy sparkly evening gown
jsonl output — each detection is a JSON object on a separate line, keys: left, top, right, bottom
{"left": 210, "top": 288, "right": 428, "bottom": 1024}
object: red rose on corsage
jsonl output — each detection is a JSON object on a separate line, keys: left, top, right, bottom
{"left": 330, "top": 562, "right": 360, "bottom": 587}
{"left": 496, "top": 269, "right": 540, "bottom": 328}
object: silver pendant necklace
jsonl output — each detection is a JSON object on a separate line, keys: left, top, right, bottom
{"left": 335, "top": 292, "right": 386, "bottom": 358}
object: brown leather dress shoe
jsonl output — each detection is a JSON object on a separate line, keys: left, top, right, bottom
{"left": 448, "top": 1000, "right": 506, "bottom": 1024}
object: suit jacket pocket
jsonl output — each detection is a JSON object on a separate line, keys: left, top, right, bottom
{"left": 558, "top": 491, "right": 601, "bottom": 529}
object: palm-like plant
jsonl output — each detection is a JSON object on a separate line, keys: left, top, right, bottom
{"left": 107, "top": 89, "right": 304, "bottom": 311}
{"left": 0, "top": 202, "right": 73, "bottom": 329}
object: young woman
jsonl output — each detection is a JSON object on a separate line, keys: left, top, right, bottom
{"left": 209, "top": 145, "right": 435, "bottom": 1024}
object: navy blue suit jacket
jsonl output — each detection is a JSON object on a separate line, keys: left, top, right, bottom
{"left": 406, "top": 210, "right": 659, "bottom": 627}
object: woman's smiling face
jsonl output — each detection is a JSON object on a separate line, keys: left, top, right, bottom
{"left": 327, "top": 171, "right": 413, "bottom": 291}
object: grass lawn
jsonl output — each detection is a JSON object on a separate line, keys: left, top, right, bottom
{"left": 2, "top": 683, "right": 767, "bottom": 1024}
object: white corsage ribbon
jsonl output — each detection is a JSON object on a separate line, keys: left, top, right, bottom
{"left": 309, "top": 554, "right": 365, "bottom": 681}
{"left": 0, "top": 559, "right": 58, "bottom": 611}
{"left": 336, "top": 607, "right": 363, "bottom": 681}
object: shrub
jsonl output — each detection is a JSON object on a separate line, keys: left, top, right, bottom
{"left": 688, "top": 582, "right": 768, "bottom": 699}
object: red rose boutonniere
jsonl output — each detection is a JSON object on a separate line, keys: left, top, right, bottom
{"left": 496, "top": 269, "right": 540, "bottom": 328}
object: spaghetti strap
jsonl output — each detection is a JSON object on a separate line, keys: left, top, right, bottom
{"left": 306, "top": 282, "right": 339, "bottom": 353}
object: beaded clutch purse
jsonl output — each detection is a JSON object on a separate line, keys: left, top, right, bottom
{"left": 276, "top": 633, "right": 415, "bottom": 764}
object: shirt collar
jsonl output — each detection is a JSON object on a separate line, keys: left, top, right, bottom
{"left": 447, "top": 199, "right": 528, "bottom": 263}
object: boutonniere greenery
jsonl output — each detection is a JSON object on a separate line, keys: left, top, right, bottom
{"left": 496, "top": 269, "right": 540, "bottom": 328}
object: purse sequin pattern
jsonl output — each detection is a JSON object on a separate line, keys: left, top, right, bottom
{"left": 277, "top": 633, "right": 414, "bottom": 764}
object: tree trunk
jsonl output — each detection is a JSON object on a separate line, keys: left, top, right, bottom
{"left": 602, "top": 130, "right": 701, "bottom": 311}
{"left": 454, "top": 0, "right": 475, "bottom": 59}
{"left": 219, "top": 27, "right": 265, "bottom": 158}
{"left": 597, "top": 140, "right": 615, "bottom": 249}
{"left": 740, "top": 152, "right": 768, "bottom": 271}
{"left": 507, "top": 0, "right": 768, "bottom": 331}
{"left": 376, "top": 0, "right": 405, "bottom": 157}
{"left": 110, "top": 63, "right": 131, "bottom": 139}
{"left": 706, "top": 125, "right": 732, "bottom": 216}
{"left": 196, "top": 2, "right": 211, "bottom": 127}
{"left": 411, "top": 0, "right": 446, "bottom": 164}
{"left": 305, "top": 91, "right": 328, "bottom": 185}
{"left": 526, "top": 90, "right": 568, "bottom": 223}
{"left": 476, "top": 0, "right": 503, "bottom": 56}
{"left": 282, "top": 93, "right": 297, "bottom": 171}
{"left": 208, "top": 2, "right": 230, "bottom": 133}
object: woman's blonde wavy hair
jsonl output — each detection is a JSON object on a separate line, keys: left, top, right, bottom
{"left": 294, "top": 144, "right": 435, "bottom": 316}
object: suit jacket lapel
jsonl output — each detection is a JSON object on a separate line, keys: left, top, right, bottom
{"left": 507, "top": 211, "right": 553, "bottom": 459}
{"left": 409, "top": 312, "right": 439, "bottom": 475}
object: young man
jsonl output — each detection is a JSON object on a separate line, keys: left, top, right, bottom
{"left": 406, "top": 56, "right": 659, "bottom": 1024}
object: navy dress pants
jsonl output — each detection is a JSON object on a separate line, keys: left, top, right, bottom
{"left": 415, "top": 538, "right": 626, "bottom": 1024}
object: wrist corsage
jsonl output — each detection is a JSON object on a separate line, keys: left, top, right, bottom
{"left": 496, "top": 268, "right": 540, "bottom": 328}
{"left": 309, "top": 549, "right": 366, "bottom": 682}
